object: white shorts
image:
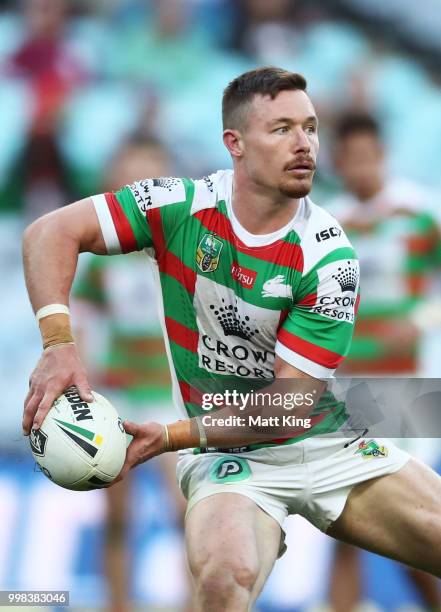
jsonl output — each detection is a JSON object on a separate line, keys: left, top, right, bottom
{"left": 177, "top": 435, "right": 410, "bottom": 555}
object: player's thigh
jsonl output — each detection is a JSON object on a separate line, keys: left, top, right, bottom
{"left": 186, "top": 492, "right": 281, "bottom": 588}
{"left": 327, "top": 458, "right": 441, "bottom": 575}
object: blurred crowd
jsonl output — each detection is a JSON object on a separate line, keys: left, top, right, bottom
{"left": 2, "top": 0, "right": 441, "bottom": 610}
{"left": 2, "top": 0, "right": 441, "bottom": 217}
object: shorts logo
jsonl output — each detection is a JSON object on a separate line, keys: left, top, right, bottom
{"left": 355, "top": 439, "right": 388, "bottom": 459}
{"left": 231, "top": 262, "right": 257, "bottom": 289}
{"left": 209, "top": 457, "right": 251, "bottom": 483}
{"left": 196, "top": 233, "right": 223, "bottom": 273}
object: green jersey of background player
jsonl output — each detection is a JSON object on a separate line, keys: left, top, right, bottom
{"left": 23, "top": 67, "right": 441, "bottom": 611}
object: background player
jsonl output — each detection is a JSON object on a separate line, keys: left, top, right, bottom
{"left": 326, "top": 112, "right": 441, "bottom": 612}
{"left": 72, "top": 135, "right": 190, "bottom": 612}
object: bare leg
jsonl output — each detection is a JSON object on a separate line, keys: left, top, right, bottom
{"left": 186, "top": 493, "right": 281, "bottom": 612}
{"left": 405, "top": 567, "right": 441, "bottom": 610}
{"left": 156, "top": 452, "right": 194, "bottom": 611}
{"left": 329, "top": 541, "right": 441, "bottom": 611}
{"left": 327, "top": 459, "right": 441, "bottom": 576}
{"left": 329, "top": 542, "right": 362, "bottom": 612}
{"left": 104, "top": 475, "right": 131, "bottom": 612}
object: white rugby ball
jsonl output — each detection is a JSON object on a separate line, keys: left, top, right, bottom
{"left": 29, "top": 386, "right": 127, "bottom": 491}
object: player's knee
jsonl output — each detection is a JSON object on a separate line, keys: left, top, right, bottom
{"left": 197, "top": 559, "right": 259, "bottom": 597}
{"left": 422, "top": 512, "right": 441, "bottom": 549}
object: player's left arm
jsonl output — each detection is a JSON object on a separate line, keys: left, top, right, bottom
{"left": 116, "top": 360, "right": 326, "bottom": 483}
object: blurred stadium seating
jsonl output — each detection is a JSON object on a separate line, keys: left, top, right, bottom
{"left": 1, "top": 1, "right": 441, "bottom": 610}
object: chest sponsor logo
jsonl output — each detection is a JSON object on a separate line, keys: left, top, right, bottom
{"left": 196, "top": 233, "right": 223, "bottom": 273}
{"left": 262, "top": 275, "right": 292, "bottom": 299}
{"left": 231, "top": 262, "right": 257, "bottom": 289}
{"left": 194, "top": 278, "right": 278, "bottom": 378}
{"left": 312, "top": 259, "right": 359, "bottom": 323}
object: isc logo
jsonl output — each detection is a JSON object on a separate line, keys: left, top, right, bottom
{"left": 315, "top": 227, "right": 342, "bottom": 242}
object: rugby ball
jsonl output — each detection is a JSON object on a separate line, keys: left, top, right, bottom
{"left": 29, "top": 386, "right": 127, "bottom": 491}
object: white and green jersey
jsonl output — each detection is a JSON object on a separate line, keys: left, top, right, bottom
{"left": 92, "top": 170, "right": 360, "bottom": 452}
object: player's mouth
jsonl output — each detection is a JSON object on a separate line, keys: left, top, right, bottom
{"left": 285, "top": 159, "right": 315, "bottom": 177}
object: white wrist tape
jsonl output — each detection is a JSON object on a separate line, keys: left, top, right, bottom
{"left": 195, "top": 416, "right": 208, "bottom": 448}
{"left": 36, "top": 304, "right": 70, "bottom": 321}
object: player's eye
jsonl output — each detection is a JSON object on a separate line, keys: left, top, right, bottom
{"left": 305, "top": 124, "right": 317, "bottom": 134}
{"left": 274, "top": 126, "right": 289, "bottom": 134}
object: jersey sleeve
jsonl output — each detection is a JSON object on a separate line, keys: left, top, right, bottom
{"left": 276, "top": 219, "right": 360, "bottom": 379}
{"left": 91, "top": 177, "right": 189, "bottom": 255}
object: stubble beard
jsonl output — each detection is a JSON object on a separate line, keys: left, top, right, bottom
{"left": 279, "top": 175, "right": 313, "bottom": 199}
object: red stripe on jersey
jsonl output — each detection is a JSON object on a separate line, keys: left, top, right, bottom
{"left": 278, "top": 309, "right": 289, "bottom": 330}
{"left": 298, "top": 293, "right": 317, "bottom": 307}
{"left": 179, "top": 381, "right": 204, "bottom": 406}
{"left": 146, "top": 207, "right": 166, "bottom": 257}
{"left": 407, "top": 274, "right": 426, "bottom": 296}
{"left": 146, "top": 207, "right": 197, "bottom": 293}
{"left": 278, "top": 328, "right": 343, "bottom": 368}
{"left": 195, "top": 209, "right": 304, "bottom": 271}
{"left": 165, "top": 316, "right": 198, "bottom": 353}
{"left": 406, "top": 234, "right": 436, "bottom": 254}
{"left": 162, "top": 250, "right": 197, "bottom": 294}
{"left": 354, "top": 293, "right": 361, "bottom": 315}
{"left": 105, "top": 192, "right": 138, "bottom": 253}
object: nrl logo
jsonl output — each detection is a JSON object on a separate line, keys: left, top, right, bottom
{"left": 196, "top": 233, "right": 223, "bottom": 273}
{"left": 355, "top": 439, "right": 388, "bottom": 459}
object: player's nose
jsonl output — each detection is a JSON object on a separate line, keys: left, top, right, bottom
{"left": 291, "top": 128, "right": 311, "bottom": 153}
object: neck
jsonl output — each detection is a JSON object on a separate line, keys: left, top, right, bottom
{"left": 231, "top": 169, "right": 301, "bottom": 235}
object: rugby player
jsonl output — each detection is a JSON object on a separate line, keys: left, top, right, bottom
{"left": 72, "top": 135, "right": 189, "bottom": 612}
{"left": 23, "top": 67, "right": 441, "bottom": 611}
{"left": 327, "top": 111, "right": 441, "bottom": 611}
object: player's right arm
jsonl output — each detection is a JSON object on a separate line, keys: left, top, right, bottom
{"left": 23, "top": 176, "right": 188, "bottom": 435}
{"left": 22, "top": 197, "right": 107, "bottom": 435}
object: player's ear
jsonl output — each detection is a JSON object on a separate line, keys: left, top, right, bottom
{"left": 223, "top": 129, "right": 244, "bottom": 158}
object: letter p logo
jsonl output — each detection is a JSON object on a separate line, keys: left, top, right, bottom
{"left": 209, "top": 458, "right": 251, "bottom": 483}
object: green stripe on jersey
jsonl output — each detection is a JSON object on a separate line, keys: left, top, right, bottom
{"left": 309, "top": 247, "right": 357, "bottom": 275}
{"left": 283, "top": 309, "right": 354, "bottom": 355}
{"left": 115, "top": 187, "right": 153, "bottom": 249}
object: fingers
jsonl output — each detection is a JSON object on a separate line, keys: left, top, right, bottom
{"left": 22, "top": 390, "right": 43, "bottom": 435}
{"left": 122, "top": 420, "right": 140, "bottom": 437}
{"left": 74, "top": 375, "right": 94, "bottom": 403}
{"left": 111, "top": 451, "right": 134, "bottom": 486}
{"left": 24, "top": 344, "right": 94, "bottom": 435}
{"left": 32, "top": 386, "right": 60, "bottom": 431}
